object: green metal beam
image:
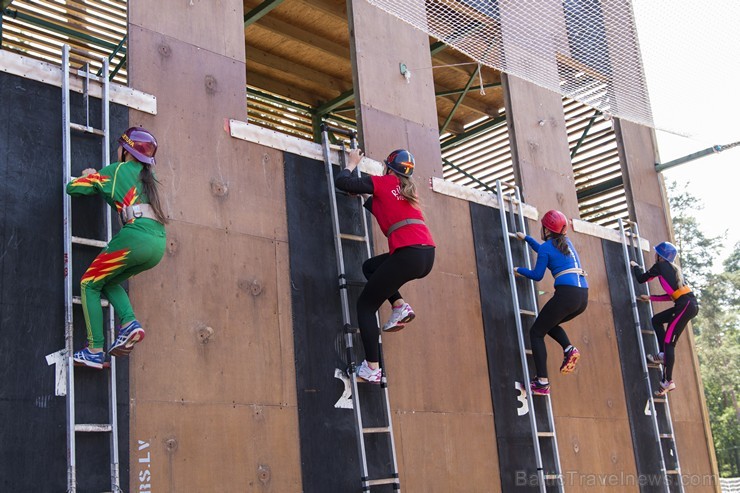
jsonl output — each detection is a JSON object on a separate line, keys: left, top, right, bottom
{"left": 655, "top": 141, "right": 739, "bottom": 172}
{"left": 442, "top": 158, "right": 496, "bottom": 193}
{"left": 440, "top": 114, "right": 507, "bottom": 150}
{"left": 314, "top": 89, "right": 355, "bottom": 118}
{"left": 244, "top": 0, "right": 286, "bottom": 27}
{"left": 436, "top": 82, "right": 500, "bottom": 98}
{"left": 439, "top": 65, "right": 480, "bottom": 135}
{"left": 248, "top": 86, "right": 314, "bottom": 113}
{"left": 4, "top": 9, "right": 126, "bottom": 53}
{"left": 97, "top": 34, "right": 127, "bottom": 78}
{"left": 570, "top": 110, "right": 599, "bottom": 159}
{"left": 1, "top": 1, "right": 14, "bottom": 10}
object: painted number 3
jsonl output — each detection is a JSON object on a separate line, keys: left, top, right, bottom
{"left": 515, "top": 381, "right": 530, "bottom": 416}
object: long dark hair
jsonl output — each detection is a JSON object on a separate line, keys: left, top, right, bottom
{"left": 544, "top": 227, "right": 571, "bottom": 256}
{"left": 139, "top": 164, "right": 168, "bottom": 224}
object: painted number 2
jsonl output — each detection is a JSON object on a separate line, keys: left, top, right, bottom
{"left": 515, "top": 381, "right": 530, "bottom": 416}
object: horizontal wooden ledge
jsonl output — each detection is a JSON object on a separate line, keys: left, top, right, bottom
{"left": 0, "top": 50, "right": 157, "bottom": 115}
{"left": 228, "top": 119, "right": 384, "bottom": 175}
{"left": 431, "top": 177, "right": 539, "bottom": 220}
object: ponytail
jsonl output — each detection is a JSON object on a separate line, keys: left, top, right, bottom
{"left": 668, "top": 262, "right": 685, "bottom": 288}
{"left": 397, "top": 174, "right": 420, "bottom": 209}
{"left": 551, "top": 233, "right": 571, "bottom": 256}
{"left": 139, "top": 164, "right": 168, "bottom": 224}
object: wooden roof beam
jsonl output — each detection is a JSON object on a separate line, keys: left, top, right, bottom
{"left": 247, "top": 71, "right": 332, "bottom": 107}
{"left": 245, "top": 44, "right": 352, "bottom": 93}
{"left": 297, "top": 0, "right": 346, "bottom": 21}
{"left": 246, "top": 16, "right": 350, "bottom": 60}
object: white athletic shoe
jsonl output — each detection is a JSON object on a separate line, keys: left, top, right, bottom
{"left": 382, "top": 303, "right": 415, "bottom": 332}
{"left": 646, "top": 352, "right": 665, "bottom": 365}
{"left": 356, "top": 360, "right": 382, "bottom": 384}
{"left": 654, "top": 379, "right": 676, "bottom": 397}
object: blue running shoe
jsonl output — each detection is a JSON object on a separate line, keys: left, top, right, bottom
{"left": 73, "top": 347, "right": 105, "bottom": 369}
{"left": 109, "top": 320, "right": 146, "bottom": 357}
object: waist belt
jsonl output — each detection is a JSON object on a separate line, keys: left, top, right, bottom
{"left": 553, "top": 267, "right": 588, "bottom": 279}
{"left": 386, "top": 218, "right": 425, "bottom": 236}
{"left": 121, "top": 204, "right": 161, "bottom": 224}
{"left": 671, "top": 285, "right": 692, "bottom": 300}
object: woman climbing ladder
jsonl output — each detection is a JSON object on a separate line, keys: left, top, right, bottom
{"left": 334, "top": 148, "right": 435, "bottom": 383}
{"left": 514, "top": 210, "right": 588, "bottom": 395}
{"left": 631, "top": 241, "right": 698, "bottom": 396}
{"left": 67, "top": 127, "right": 167, "bottom": 368}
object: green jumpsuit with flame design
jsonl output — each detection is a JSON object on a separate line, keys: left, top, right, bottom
{"left": 66, "top": 161, "right": 166, "bottom": 349}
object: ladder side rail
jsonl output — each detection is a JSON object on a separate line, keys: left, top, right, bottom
{"left": 631, "top": 222, "right": 684, "bottom": 492}
{"left": 495, "top": 181, "right": 547, "bottom": 493}
{"left": 99, "top": 55, "right": 121, "bottom": 492}
{"left": 320, "top": 128, "right": 371, "bottom": 488}
{"left": 618, "top": 219, "right": 671, "bottom": 492}
{"left": 61, "top": 44, "right": 79, "bottom": 493}
{"left": 514, "top": 189, "right": 564, "bottom": 492}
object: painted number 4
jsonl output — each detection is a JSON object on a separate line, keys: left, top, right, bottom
{"left": 515, "top": 381, "right": 530, "bottom": 416}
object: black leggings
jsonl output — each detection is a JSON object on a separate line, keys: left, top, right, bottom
{"left": 358, "top": 247, "right": 435, "bottom": 361}
{"left": 652, "top": 295, "right": 698, "bottom": 381}
{"left": 530, "top": 286, "right": 588, "bottom": 378}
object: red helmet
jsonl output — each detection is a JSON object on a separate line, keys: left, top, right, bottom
{"left": 118, "top": 127, "right": 157, "bottom": 165}
{"left": 384, "top": 149, "right": 415, "bottom": 177}
{"left": 541, "top": 210, "right": 568, "bottom": 234}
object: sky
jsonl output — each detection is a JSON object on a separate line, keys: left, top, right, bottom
{"left": 633, "top": 0, "right": 740, "bottom": 271}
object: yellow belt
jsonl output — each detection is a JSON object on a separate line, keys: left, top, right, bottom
{"left": 671, "top": 285, "right": 692, "bottom": 301}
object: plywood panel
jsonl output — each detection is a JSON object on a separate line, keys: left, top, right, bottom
{"left": 129, "top": 221, "right": 295, "bottom": 407}
{"left": 348, "top": 0, "right": 438, "bottom": 128}
{"left": 383, "top": 268, "right": 492, "bottom": 413}
{"left": 130, "top": 401, "right": 301, "bottom": 492}
{"left": 395, "top": 410, "right": 500, "bottom": 493}
{"left": 550, "top": 298, "right": 629, "bottom": 420}
{"left": 503, "top": 75, "right": 580, "bottom": 219}
{"left": 130, "top": 0, "right": 245, "bottom": 62}
{"left": 127, "top": 26, "right": 286, "bottom": 241}
{"left": 672, "top": 421, "right": 718, "bottom": 493}
{"left": 557, "top": 417, "right": 639, "bottom": 493}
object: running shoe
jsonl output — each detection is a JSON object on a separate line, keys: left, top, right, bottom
{"left": 560, "top": 346, "right": 581, "bottom": 374}
{"left": 109, "top": 320, "right": 146, "bottom": 357}
{"left": 382, "top": 303, "right": 415, "bottom": 332}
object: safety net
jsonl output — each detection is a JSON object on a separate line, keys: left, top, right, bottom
{"left": 365, "top": 0, "right": 740, "bottom": 140}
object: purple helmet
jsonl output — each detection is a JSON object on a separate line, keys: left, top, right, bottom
{"left": 118, "top": 127, "right": 157, "bottom": 165}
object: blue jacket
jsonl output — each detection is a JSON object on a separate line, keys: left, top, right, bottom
{"left": 516, "top": 236, "right": 588, "bottom": 288}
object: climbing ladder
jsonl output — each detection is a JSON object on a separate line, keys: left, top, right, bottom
{"left": 321, "top": 123, "right": 401, "bottom": 492}
{"left": 61, "top": 44, "right": 121, "bottom": 492}
{"left": 496, "top": 180, "right": 564, "bottom": 493}
{"left": 618, "top": 219, "right": 684, "bottom": 493}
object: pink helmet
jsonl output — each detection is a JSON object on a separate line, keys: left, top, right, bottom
{"left": 118, "top": 127, "right": 157, "bottom": 165}
{"left": 541, "top": 210, "right": 568, "bottom": 234}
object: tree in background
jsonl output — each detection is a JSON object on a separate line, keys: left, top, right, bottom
{"left": 668, "top": 181, "right": 740, "bottom": 477}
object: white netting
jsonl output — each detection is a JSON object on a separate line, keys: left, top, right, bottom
{"left": 365, "top": 0, "right": 740, "bottom": 140}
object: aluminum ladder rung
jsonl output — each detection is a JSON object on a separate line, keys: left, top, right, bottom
{"left": 72, "top": 295, "right": 109, "bottom": 307}
{"left": 70, "top": 123, "right": 105, "bottom": 136}
{"left": 659, "top": 434, "right": 674, "bottom": 439}
{"left": 72, "top": 236, "right": 107, "bottom": 248}
{"left": 72, "top": 69, "right": 104, "bottom": 82}
{"left": 366, "top": 478, "right": 399, "bottom": 487}
{"left": 519, "top": 308, "right": 536, "bottom": 316}
{"left": 666, "top": 469, "right": 681, "bottom": 475}
{"left": 544, "top": 474, "right": 560, "bottom": 480}
{"left": 75, "top": 424, "right": 112, "bottom": 433}
{"left": 363, "top": 426, "right": 391, "bottom": 434}
{"left": 507, "top": 232, "right": 518, "bottom": 239}
{"left": 339, "top": 233, "right": 366, "bottom": 242}
{"left": 537, "top": 431, "right": 556, "bottom": 437}
{"left": 653, "top": 398, "right": 666, "bottom": 403}
{"left": 524, "top": 349, "right": 533, "bottom": 355}
{"left": 641, "top": 329, "right": 654, "bottom": 335}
